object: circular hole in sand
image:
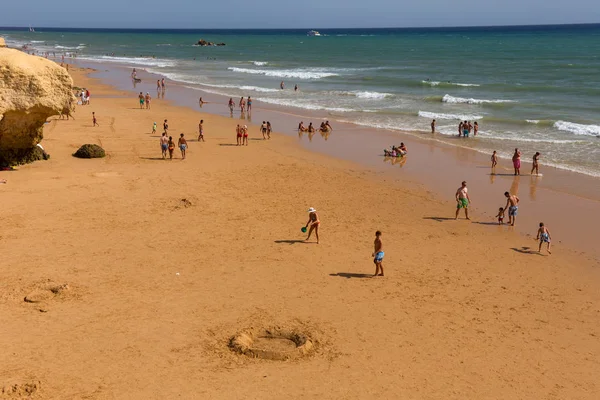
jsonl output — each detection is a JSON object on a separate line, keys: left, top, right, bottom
{"left": 229, "top": 327, "right": 314, "bottom": 361}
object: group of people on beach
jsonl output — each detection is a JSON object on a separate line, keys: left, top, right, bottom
{"left": 155, "top": 118, "right": 203, "bottom": 160}
{"left": 298, "top": 120, "right": 333, "bottom": 134}
{"left": 383, "top": 143, "right": 407, "bottom": 157}
{"left": 491, "top": 148, "right": 542, "bottom": 176}
{"left": 138, "top": 92, "right": 152, "bottom": 109}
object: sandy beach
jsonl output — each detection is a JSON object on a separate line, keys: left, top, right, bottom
{"left": 1, "top": 67, "right": 600, "bottom": 399}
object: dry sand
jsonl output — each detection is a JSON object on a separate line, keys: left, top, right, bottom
{"left": 1, "top": 68, "right": 599, "bottom": 399}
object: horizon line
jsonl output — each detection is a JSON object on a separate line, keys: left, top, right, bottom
{"left": 1, "top": 22, "right": 599, "bottom": 31}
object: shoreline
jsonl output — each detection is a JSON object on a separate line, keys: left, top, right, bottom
{"left": 79, "top": 59, "right": 600, "bottom": 260}
{"left": 2, "top": 63, "right": 600, "bottom": 399}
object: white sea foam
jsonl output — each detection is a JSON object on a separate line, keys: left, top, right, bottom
{"left": 256, "top": 97, "right": 355, "bottom": 113}
{"left": 554, "top": 121, "right": 600, "bottom": 137}
{"left": 418, "top": 111, "right": 484, "bottom": 120}
{"left": 250, "top": 61, "right": 269, "bottom": 66}
{"left": 228, "top": 67, "right": 339, "bottom": 80}
{"left": 526, "top": 119, "right": 540, "bottom": 124}
{"left": 422, "top": 80, "right": 480, "bottom": 87}
{"left": 30, "top": 40, "right": 45, "bottom": 43}
{"left": 442, "top": 94, "right": 515, "bottom": 104}
{"left": 55, "top": 45, "right": 86, "bottom": 50}
{"left": 199, "top": 82, "right": 280, "bottom": 93}
{"left": 353, "top": 91, "right": 393, "bottom": 99}
{"left": 79, "top": 55, "right": 177, "bottom": 68}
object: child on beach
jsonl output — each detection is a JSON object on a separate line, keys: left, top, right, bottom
{"left": 178, "top": 133, "right": 187, "bottom": 160}
{"left": 92, "top": 112, "right": 98, "bottom": 127}
{"left": 496, "top": 207, "right": 504, "bottom": 224}
{"left": 372, "top": 231, "right": 384, "bottom": 277}
{"left": 198, "top": 120, "right": 205, "bottom": 142}
{"left": 167, "top": 136, "right": 175, "bottom": 160}
{"left": 491, "top": 151, "right": 498, "bottom": 171}
{"left": 535, "top": 222, "right": 552, "bottom": 254}
{"left": 152, "top": 122, "right": 157, "bottom": 134}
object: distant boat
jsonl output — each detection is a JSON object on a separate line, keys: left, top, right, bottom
{"left": 307, "top": 30, "right": 321, "bottom": 37}
{"left": 29, "top": 26, "right": 35, "bottom": 32}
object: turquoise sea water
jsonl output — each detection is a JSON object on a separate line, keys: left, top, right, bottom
{"left": 2, "top": 25, "right": 600, "bottom": 176}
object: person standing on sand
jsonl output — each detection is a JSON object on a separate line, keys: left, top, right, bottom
{"left": 167, "top": 136, "right": 175, "bottom": 160}
{"left": 145, "top": 93, "right": 152, "bottom": 109}
{"left": 266, "top": 121, "right": 272, "bottom": 139}
{"left": 261, "top": 121, "right": 268, "bottom": 139}
{"left": 512, "top": 148, "right": 521, "bottom": 175}
{"left": 178, "top": 133, "right": 187, "bottom": 160}
{"left": 304, "top": 207, "right": 320, "bottom": 244}
{"left": 503, "top": 191, "right": 520, "bottom": 226}
{"left": 157, "top": 79, "right": 161, "bottom": 92}
{"left": 239, "top": 97, "right": 245, "bottom": 113}
{"left": 198, "top": 120, "right": 205, "bottom": 142}
{"left": 160, "top": 132, "right": 169, "bottom": 159}
{"left": 152, "top": 122, "right": 157, "bottom": 135}
{"left": 236, "top": 124, "right": 242, "bottom": 146}
{"left": 535, "top": 222, "right": 552, "bottom": 254}
{"left": 455, "top": 181, "right": 471, "bottom": 220}
{"left": 138, "top": 92, "right": 145, "bottom": 109}
{"left": 474, "top": 121, "right": 479, "bottom": 136}
{"left": 228, "top": 98, "right": 235, "bottom": 114}
{"left": 247, "top": 96, "right": 252, "bottom": 113}
{"left": 92, "top": 112, "right": 99, "bottom": 127}
{"left": 161, "top": 78, "right": 166, "bottom": 92}
{"left": 458, "top": 121, "right": 463, "bottom": 137}
{"left": 431, "top": 119, "right": 436, "bottom": 133}
{"left": 163, "top": 119, "right": 169, "bottom": 134}
{"left": 491, "top": 151, "right": 498, "bottom": 172}
{"left": 372, "top": 230, "right": 384, "bottom": 277}
{"left": 243, "top": 125, "right": 249, "bottom": 146}
{"left": 531, "top": 152, "right": 541, "bottom": 175}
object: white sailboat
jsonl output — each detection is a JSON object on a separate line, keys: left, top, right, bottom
{"left": 29, "top": 26, "right": 35, "bottom": 33}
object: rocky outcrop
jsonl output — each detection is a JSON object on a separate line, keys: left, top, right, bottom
{"left": 0, "top": 37, "right": 6, "bottom": 48}
{"left": 196, "top": 39, "right": 226, "bottom": 46}
{"left": 0, "top": 48, "right": 75, "bottom": 166}
{"left": 73, "top": 144, "right": 105, "bottom": 158}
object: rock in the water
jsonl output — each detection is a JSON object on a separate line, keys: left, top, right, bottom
{"left": 0, "top": 48, "right": 76, "bottom": 166}
{"left": 73, "top": 144, "right": 105, "bottom": 159}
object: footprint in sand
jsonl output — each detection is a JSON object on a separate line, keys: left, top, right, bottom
{"left": 22, "top": 282, "right": 78, "bottom": 312}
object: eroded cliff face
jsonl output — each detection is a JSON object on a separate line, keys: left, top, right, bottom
{"left": 0, "top": 48, "right": 75, "bottom": 166}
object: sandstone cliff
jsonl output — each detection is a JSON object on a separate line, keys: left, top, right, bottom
{"left": 0, "top": 37, "right": 6, "bottom": 48}
{"left": 0, "top": 48, "right": 75, "bottom": 166}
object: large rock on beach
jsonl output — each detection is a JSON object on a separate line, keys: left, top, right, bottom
{"left": 0, "top": 48, "right": 75, "bottom": 166}
{"left": 73, "top": 144, "right": 105, "bottom": 158}
{"left": 0, "top": 37, "right": 6, "bottom": 48}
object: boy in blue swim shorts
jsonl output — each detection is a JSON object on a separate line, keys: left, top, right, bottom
{"left": 535, "top": 222, "right": 552, "bottom": 254}
{"left": 372, "top": 230, "right": 384, "bottom": 277}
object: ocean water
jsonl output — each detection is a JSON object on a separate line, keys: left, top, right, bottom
{"left": 2, "top": 25, "right": 600, "bottom": 176}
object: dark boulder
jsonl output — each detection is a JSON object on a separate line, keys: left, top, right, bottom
{"left": 73, "top": 144, "right": 105, "bottom": 159}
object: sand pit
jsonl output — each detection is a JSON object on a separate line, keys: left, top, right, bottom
{"left": 229, "top": 327, "right": 314, "bottom": 361}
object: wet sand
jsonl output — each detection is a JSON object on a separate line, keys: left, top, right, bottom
{"left": 92, "top": 62, "right": 600, "bottom": 260}
{"left": 1, "top": 66, "right": 599, "bottom": 399}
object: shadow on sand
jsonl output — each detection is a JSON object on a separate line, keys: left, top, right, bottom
{"left": 423, "top": 216, "right": 456, "bottom": 222}
{"left": 329, "top": 272, "right": 373, "bottom": 279}
{"left": 511, "top": 247, "right": 544, "bottom": 256}
{"left": 274, "top": 239, "right": 311, "bottom": 245}
{"left": 139, "top": 157, "right": 166, "bottom": 161}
